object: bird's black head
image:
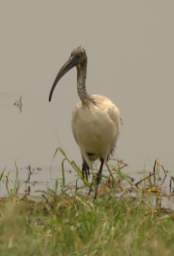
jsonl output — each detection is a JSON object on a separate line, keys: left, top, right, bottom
{"left": 70, "top": 46, "right": 87, "bottom": 66}
{"left": 49, "top": 46, "right": 87, "bottom": 102}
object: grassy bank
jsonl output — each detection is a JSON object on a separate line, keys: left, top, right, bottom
{"left": 0, "top": 192, "right": 174, "bottom": 256}
{"left": 0, "top": 151, "right": 174, "bottom": 255}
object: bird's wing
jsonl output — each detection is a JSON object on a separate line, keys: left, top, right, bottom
{"left": 92, "top": 95, "right": 121, "bottom": 127}
{"left": 107, "top": 104, "right": 121, "bottom": 129}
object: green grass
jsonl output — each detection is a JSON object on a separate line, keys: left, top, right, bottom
{"left": 0, "top": 151, "right": 174, "bottom": 255}
{"left": 0, "top": 193, "right": 174, "bottom": 255}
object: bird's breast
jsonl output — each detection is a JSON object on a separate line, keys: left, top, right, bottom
{"left": 72, "top": 100, "right": 120, "bottom": 159}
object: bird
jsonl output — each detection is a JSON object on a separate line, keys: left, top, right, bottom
{"left": 49, "top": 46, "right": 121, "bottom": 198}
{"left": 13, "top": 96, "right": 23, "bottom": 113}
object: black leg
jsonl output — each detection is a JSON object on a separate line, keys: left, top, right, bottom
{"left": 94, "top": 159, "right": 104, "bottom": 199}
{"left": 82, "top": 159, "right": 90, "bottom": 180}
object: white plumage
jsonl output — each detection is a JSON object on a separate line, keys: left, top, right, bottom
{"left": 49, "top": 47, "right": 121, "bottom": 198}
{"left": 72, "top": 95, "right": 120, "bottom": 165}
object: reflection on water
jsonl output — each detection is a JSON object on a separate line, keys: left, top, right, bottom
{"left": 0, "top": 165, "right": 77, "bottom": 197}
{"left": 0, "top": 158, "right": 174, "bottom": 211}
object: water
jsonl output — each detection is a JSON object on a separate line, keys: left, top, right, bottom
{"left": 0, "top": 1, "right": 174, "bottom": 198}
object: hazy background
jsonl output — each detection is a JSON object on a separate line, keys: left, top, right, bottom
{"left": 0, "top": 0, "right": 174, "bottom": 173}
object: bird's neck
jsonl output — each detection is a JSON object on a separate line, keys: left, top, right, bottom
{"left": 77, "top": 62, "right": 91, "bottom": 103}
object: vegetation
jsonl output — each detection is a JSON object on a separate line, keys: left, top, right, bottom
{"left": 0, "top": 149, "right": 174, "bottom": 256}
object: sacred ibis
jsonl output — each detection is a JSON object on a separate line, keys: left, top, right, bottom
{"left": 49, "top": 47, "right": 121, "bottom": 198}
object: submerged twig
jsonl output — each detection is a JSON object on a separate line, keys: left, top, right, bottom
{"left": 169, "top": 176, "right": 174, "bottom": 193}
{"left": 24, "top": 165, "right": 32, "bottom": 196}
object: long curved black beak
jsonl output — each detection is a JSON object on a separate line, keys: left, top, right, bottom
{"left": 49, "top": 55, "right": 79, "bottom": 102}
